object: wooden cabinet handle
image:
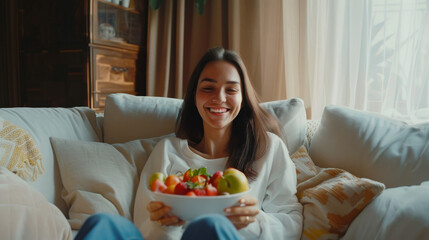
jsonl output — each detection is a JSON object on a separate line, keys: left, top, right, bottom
{"left": 111, "top": 66, "right": 129, "bottom": 72}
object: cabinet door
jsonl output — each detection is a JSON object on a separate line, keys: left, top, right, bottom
{"left": 90, "top": 46, "right": 137, "bottom": 110}
{"left": 92, "top": 0, "right": 144, "bottom": 51}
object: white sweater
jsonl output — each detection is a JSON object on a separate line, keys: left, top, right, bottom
{"left": 133, "top": 132, "right": 303, "bottom": 240}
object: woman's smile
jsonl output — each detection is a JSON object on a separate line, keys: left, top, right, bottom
{"left": 207, "top": 107, "right": 229, "bottom": 114}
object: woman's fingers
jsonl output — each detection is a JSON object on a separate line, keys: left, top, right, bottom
{"left": 224, "top": 195, "right": 259, "bottom": 215}
{"left": 146, "top": 201, "right": 185, "bottom": 226}
{"left": 150, "top": 205, "right": 172, "bottom": 221}
{"left": 226, "top": 215, "right": 256, "bottom": 230}
{"left": 146, "top": 201, "right": 164, "bottom": 212}
{"left": 158, "top": 216, "right": 186, "bottom": 226}
{"left": 147, "top": 201, "right": 172, "bottom": 221}
{"left": 238, "top": 195, "right": 258, "bottom": 206}
{"left": 227, "top": 215, "right": 256, "bottom": 224}
{"left": 224, "top": 195, "right": 259, "bottom": 230}
{"left": 225, "top": 205, "right": 259, "bottom": 217}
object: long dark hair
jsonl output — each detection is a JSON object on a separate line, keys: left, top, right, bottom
{"left": 175, "top": 47, "right": 280, "bottom": 180}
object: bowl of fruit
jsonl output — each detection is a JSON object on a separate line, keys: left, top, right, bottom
{"left": 148, "top": 167, "right": 251, "bottom": 221}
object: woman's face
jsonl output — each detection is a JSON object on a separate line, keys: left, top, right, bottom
{"left": 195, "top": 60, "right": 243, "bottom": 133}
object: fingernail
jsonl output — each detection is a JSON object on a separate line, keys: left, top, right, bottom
{"left": 225, "top": 208, "right": 231, "bottom": 212}
{"left": 239, "top": 199, "right": 245, "bottom": 204}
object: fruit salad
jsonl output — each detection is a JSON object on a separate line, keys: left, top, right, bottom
{"left": 148, "top": 167, "right": 249, "bottom": 196}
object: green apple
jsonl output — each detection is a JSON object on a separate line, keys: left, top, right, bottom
{"left": 148, "top": 172, "right": 165, "bottom": 189}
{"left": 217, "top": 168, "right": 249, "bottom": 194}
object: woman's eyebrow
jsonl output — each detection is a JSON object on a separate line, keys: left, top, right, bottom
{"left": 200, "top": 78, "right": 240, "bottom": 85}
{"left": 200, "top": 78, "right": 216, "bottom": 83}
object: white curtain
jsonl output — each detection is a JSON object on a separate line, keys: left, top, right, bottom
{"left": 306, "top": 0, "right": 429, "bottom": 123}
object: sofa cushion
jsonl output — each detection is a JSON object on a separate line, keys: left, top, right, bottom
{"left": 50, "top": 136, "right": 166, "bottom": 230}
{"left": 291, "top": 146, "right": 385, "bottom": 240}
{"left": 0, "top": 167, "right": 72, "bottom": 240}
{"left": 103, "top": 94, "right": 183, "bottom": 144}
{"left": 309, "top": 105, "right": 429, "bottom": 188}
{"left": 342, "top": 182, "right": 429, "bottom": 240}
{"left": 0, "top": 117, "right": 44, "bottom": 181}
{"left": 0, "top": 107, "right": 102, "bottom": 215}
{"left": 103, "top": 93, "right": 307, "bottom": 155}
{"left": 261, "top": 98, "right": 307, "bottom": 154}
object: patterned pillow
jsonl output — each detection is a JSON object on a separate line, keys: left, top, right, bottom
{"left": 0, "top": 117, "right": 44, "bottom": 181}
{"left": 291, "top": 146, "right": 385, "bottom": 240}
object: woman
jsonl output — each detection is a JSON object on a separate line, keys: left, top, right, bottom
{"left": 133, "top": 47, "right": 302, "bottom": 239}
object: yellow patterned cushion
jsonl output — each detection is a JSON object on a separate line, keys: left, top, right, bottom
{"left": 0, "top": 117, "right": 44, "bottom": 181}
{"left": 291, "top": 146, "right": 385, "bottom": 240}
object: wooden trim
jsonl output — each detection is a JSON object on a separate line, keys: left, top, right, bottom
{"left": 0, "top": 0, "right": 21, "bottom": 107}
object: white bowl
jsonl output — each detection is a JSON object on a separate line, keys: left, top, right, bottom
{"left": 151, "top": 189, "right": 251, "bottom": 221}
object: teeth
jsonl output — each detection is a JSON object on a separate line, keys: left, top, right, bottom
{"left": 209, "top": 108, "right": 227, "bottom": 113}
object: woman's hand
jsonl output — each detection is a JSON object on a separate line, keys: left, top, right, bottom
{"left": 224, "top": 195, "right": 259, "bottom": 230}
{"left": 146, "top": 201, "right": 185, "bottom": 226}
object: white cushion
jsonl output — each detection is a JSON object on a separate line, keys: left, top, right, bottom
{"left": 342, "top": 182, "right": 429, "bottom": 240}
{"left": 103, "top": 94, "right": 183, "bottom": 144}
{"left": 50, "top": 136, "right": 166, "bottom": 229}
{"left": 309, "top": 106, "right": 429, "bottom": 188}
{"left": 261, "top": 98, "right": 307, "bottom": 154}
{"left": 0, "top": 167, "right": 72, "bottom": 240}
{"left": 103, "top": 93, "right": 307, "bottom": 155}
{"left": 0, "top": 107, "right": 102, "bottom": 215}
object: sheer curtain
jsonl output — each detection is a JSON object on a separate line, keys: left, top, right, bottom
{"left": 306, "top": 0, "right": 429, "bottom": 122}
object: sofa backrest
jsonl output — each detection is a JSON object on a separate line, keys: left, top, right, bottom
{"left": 103, "top": 93, "right": 308, "bottom": 155}
{"left": 0, "top": 107, "right": 102, "bottom": 215}
{"left": 309, "top": 105, "right": 429, "bottom": 188}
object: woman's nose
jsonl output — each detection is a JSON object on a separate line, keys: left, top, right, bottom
{"left": 212, "top": 90, "right": 226, "bottom": 103}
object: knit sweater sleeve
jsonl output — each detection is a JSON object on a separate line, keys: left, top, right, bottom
{"left": 133, "top": 137, "right": 185, "bottom": 240}
{"left": 239, "top": 133, "right": 303, "bottom": 239}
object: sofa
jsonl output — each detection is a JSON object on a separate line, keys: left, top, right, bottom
{"left": 0, "top": 93, "right": 428, "bottom": 240}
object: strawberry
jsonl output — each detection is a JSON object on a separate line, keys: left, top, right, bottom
{"left": 186, "top": 191, "right": 197, "bottom": 197}
{"left": 193, "top": 188, "right": 207, "bottom": 196}
{"left": 210, "top": 171, "right": 223, "bottom": 188}
{"left": 205, "top": 184, "right": 218, "bottom": 196}
{"left": 174, "top": 182, "right": 189, "bottom": 195}
{"left": 183, "top": 169, "right": 192, "bottom": 182}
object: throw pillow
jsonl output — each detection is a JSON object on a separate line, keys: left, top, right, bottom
{"left": 309, "top": 105, "right": 429, "bottom": 188}
{"left": 291, "top": 146, "right": 385, "bottom": 240}
{"left": 0, "top": 117, "right": 44, "bottom": 181}
{"left": 50, "top": 135, "right": 167, "bottom": 230}
{"left": 0, "top": 106, "right": 102, "bottom": 215}
{"left": 0, "top": 166, "right": 72, "bottom": 240}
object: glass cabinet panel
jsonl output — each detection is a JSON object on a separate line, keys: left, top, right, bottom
{"left": 92, "top": 0, "right": 143, "bottom": 50}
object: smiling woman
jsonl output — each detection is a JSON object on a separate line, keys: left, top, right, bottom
{"left": 132, "top": 47, "right": 303, "bottom": 239}
{"left": 176, "top": 47, "right": 281, "bottom": 179}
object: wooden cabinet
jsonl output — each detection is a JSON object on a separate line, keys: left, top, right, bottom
{"left": 0, "top": 0, "right": 147, "bottom": 108}
{"left": 14, "top": 0, "right": 89, "bottom": 107}
{"left": 89, "top": 0, "right": 146, "bottom": 111}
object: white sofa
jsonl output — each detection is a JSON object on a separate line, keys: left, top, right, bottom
{"left": 0, "top": 93, "right": 428, "bottom": 240}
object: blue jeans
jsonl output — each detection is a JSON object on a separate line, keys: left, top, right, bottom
{"left": 75, "top": 213, "right": 241, "bottom": 240}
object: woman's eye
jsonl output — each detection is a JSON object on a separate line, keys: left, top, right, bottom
{"left": 227, "top": 88, "right": 238, "bottom": 93}
{"left": 202, "top": 87, "right": 213, "bottom": 91}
